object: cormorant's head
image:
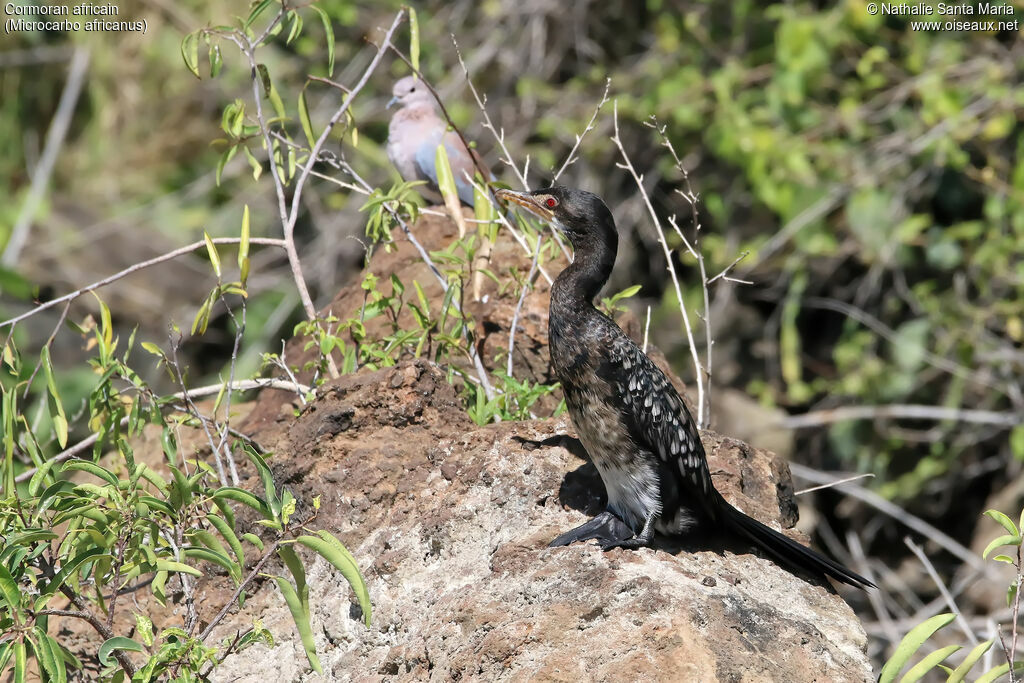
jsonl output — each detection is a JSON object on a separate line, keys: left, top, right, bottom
{"left": 495, "top": 186, "right": 617, "bottom": 253}
{"left": 387, "top": 76, "right": 433, "bottom": 110}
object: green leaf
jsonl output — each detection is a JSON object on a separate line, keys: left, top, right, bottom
{"left": 181, "top": 31, "right": 200, "bottom": 78}
{"left": 986, "top": 509, "right": 1020, "bottom": 536}
{"left": 243, "top": 145, "right": 263, "bottom": 181}
{"left": 154, "top": 560, "right": 203, "bottom": 577}
{"left": 879, "top": 612, "right": 955, "bottom": 683}
{"left": 0, "top": 563, "right": 22, "bottom": 615}
{"left": 948, "top": 638, "right": 993, "bottom": 683}
{"left": 12, "top": 640, "right": 25, "bottom": 683}
{"left": 204, "top": 231, "right": 222, "bottom": 279}
{"left": 207, "top": 514, "right": 246, "bottom": 574}
{"left": 242, "top": 532, "right": 265, "bottom": 551}
{"left": 216, "top": 144, "right": 239, "bottom": 186}
{"left": 286, "top": 10, "right": 302, "bottom": 45}
{"left": 61, "top": 461, "right": 119, "bottom": 488}
{"left": 244, "top": 0, "right": 274, "bottom": 30}
{"left": 141, "top": 341, "right": 163, "bottom": 357}
{"left": 239, "top": 204, "right": 251, "bottom": 285}
{"left": 244, "top": 448, "right": 280, "bottom": 517}
{"left": 209, "top": 43, "right": 222, "bottom": 78}
{"left": 298, "top": 86, "right": 315, "bottom": 149}
{"left": 409, "top": 7, "right": 420, "bottom": 74}
{"left": 182, "top": 546, "right": 240, "bottom": 581}
{"left": 212, "top": 487, "right": 273, "bottom": 519}
{"left": 40, "top": 548, "right": 110, "bottom": 601}
{"left": 311, "top": 6, "right": 334, "bottom": 76}
{"left": 899, "top": 644, "right": 960, "bottom": 682}
{"left": 271, "top": 574, "right": 322, "bottom": 673}
{"left": 31, "top": 629, "right": 65, "bottom": 683}
{"left": 135, "top": 613, "right": 155, "bottom": 647}
{"left": 975, "top": 662, "right": 1024, "bottom": 683}
{"left": 97, "top": 637, "right": 144, "bottom": 667}
{"left": 41, "top": 346, "right": 68, "bottom": 448}
{"left": 982, "top": 534, "right": 1021, "bottom": 560}
{"left": 296, "top": 531, "right": 371, "bottom": 626}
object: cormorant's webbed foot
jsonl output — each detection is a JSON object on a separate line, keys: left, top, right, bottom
{"left": 595, "top": 513, "right": 656, "bottom": 551}
{"left": 549, "top": 511, "right": 634, "bottom": 548}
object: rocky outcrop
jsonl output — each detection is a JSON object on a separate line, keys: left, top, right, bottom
{"left": 213, "top": 359, "right": 872, "bottom": 682}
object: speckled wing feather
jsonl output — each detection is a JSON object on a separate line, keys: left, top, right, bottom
{"left": 599, "top": 325, "right": 722, "bottom": 523}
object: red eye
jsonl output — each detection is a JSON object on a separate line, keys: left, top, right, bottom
{"left": 545, "top": 197, "right": 557, "bottom": 208}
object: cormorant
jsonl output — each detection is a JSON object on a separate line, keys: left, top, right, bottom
{"left": 496, "top": 185, "right": 875, "bottom": 590}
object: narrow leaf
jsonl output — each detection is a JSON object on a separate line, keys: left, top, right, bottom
{"left": 298, "top": 86, "right": 315, "bottom": 149}
{"left": 982, "top": 534, "right": 1021, "bottom": 559}
{"left": 181, "top": 31, "right": 200, "bottom": 78}
{"left": 879, "top": 613, "right": 955, "bottom": 683}
{"left": 272, "top": 576, "right": 323, "bottom": 673}
{"left": 296, "top": 532, "right": 371, "bottom": 626}
{"left": 985, "top": 509, "right": 1019, "bottom": 536}
{"left": 409, "top": 7, "right": 420, "bottom": 74}
{"left": 98, "top": 637, "right": 144, "bottom": 667}
{"left": 311, "top": 6, "right": 334, "bottom": 76}
{"left": 203, "top": 231, "right": 222, "bottom": 278}
{"left": 899, "top": 644, "right": 960, "bottom": 682}
{"left": 948, "top": 639, "right": 993, "bottom": 683}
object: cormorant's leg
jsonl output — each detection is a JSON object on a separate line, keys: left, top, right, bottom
{"left": 549, "top": 510, "right": 634, "bottom": 548}
{"left": 599, "top": 512, "right": 656, "bottom": 551}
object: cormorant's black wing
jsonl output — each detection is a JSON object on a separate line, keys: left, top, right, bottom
{"left": 599, "top": 326, "right": 721, "bottom": 522}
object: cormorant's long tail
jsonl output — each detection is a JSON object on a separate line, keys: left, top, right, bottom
{"left": 719, "top": 495, "right": 876, "bottom": 590}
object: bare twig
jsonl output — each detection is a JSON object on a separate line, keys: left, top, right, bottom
{"left": 0, "top": 237, "right": 285, "bottom": 330}
{"left": 904, "top": 536, "right": 979, "bottom": 646}
{"left": 283, "top": 11, "right": 406, "bottom": 314}
{"left": 552, "top": 78, "right": 611, "bottom": 181}
{"left": 789, "top": 463, "right": 991, "bottom": 574}
{"left": 611, "top": 102, "right": 706, "bottom": 426}
{"left": 707, "top": 251, "right": 751, "bottom": 285}
{"left": 198, "top": 539, "right": 282, "bottom": 642}
{"left": 507, "top": 245, "right": 541, "bottom": 378}
{"left": 642, "top": 305, "right": 651, "bottom": 353}
{"left": 782, "top": 404, "right": 1021, "bottom": 429}
{"left": 59, "top": 586, "right": 137, "bottom": 676}
{"left": 795, "top": 472, "right": 875, "bottom": 495}
{"left": 846, "top": 531, "right": 897, "bottom": 646}
{"left": 169, "top": 334, "right": 228, "bottom": 486}
{"left": 3, "top": 47, "right": 90, "bottom": 266}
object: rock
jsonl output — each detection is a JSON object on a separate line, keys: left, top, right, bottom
{"left": 212, "top": 359, "right": 872, "bottom": 682}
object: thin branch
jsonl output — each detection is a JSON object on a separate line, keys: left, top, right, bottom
{"left": 552, "top": 78, "right": 611, "bottom": 181}
{"left": 59, "top": 586, "right": 137, "bottom": 676}
{"left": 198, "top": 539, "right": 282, "bottom": 642}
{"left": 782, "top": 404, "right": 1021, "bottom": 429}
{"left": 904, "top": 536, "right": 979, "bottom": 646}
{"left": 789, "top": 463, "right": 992, "bottom": 574}
{"left": 642, "top": 305, "right": 652, "bottom": 353}
{"left": 795, "top": 472, "right": 875, "bottom": 495}
{"left": 507, "top": 245, "right": 541, "bottom": 378}
{"left": 707, "top": 251, "right": 751, "bottom": 285}
{"left": 0, "top": 237, "right": 285, "bottom": 330}
{"left": 611, "top": 102, "right": 706, "bottom": 426}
